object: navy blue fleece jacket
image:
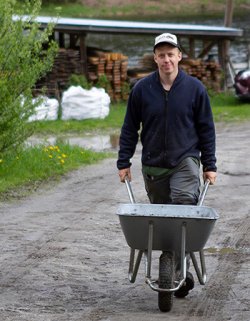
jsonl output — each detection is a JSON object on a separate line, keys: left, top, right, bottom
{"left": 117, "top": 69, "right": 217, "bottom": 172}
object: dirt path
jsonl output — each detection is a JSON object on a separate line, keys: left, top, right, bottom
{"left": 0, "top": 122, "right": 249, "bottom": 321}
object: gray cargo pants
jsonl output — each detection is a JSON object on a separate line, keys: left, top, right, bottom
{"left": 142, "top": 157, "right": 200, "bottom": 205}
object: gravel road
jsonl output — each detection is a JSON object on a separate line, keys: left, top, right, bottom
{"left": 0, "top": 122, "right": 249, "bottom": 321}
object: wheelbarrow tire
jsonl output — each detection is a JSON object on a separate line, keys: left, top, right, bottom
{"left": 158, "top": 251, "right": 174, "bottom": 312}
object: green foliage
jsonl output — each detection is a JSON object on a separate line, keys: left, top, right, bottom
{"left": 0, "top": 0, "right": 58, "bottom": 157}
{"left": 121, "top": 81, "right": 130, "bottom": 100}
{"left": 68, "top": 74, "right": 92, "bottom": 89}
{"left": 95, "top": 74, "right": 112, "bottom": 92}
{"left": 68, "top": 73, "right": 113, "bottom": 97}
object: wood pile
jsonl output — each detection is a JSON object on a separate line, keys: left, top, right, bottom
{"left": 34, "top": 48, "right": 129, "bottom": 101}
{"left": 34, "top": 48, "right": 82, "bottom": 99}
{"left": 128, "top": 54, "right": 223, "bottom": 92}
{"left": 180, "top": 58, "right": 223, "bottom": 92}
{"left": 87, "top": 50, "right": 129, "bottom": 101}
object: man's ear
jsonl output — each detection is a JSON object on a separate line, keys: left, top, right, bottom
{"left": 178, "top": 51, "right": 182, "bottom": 62}
{"left": 153, "top": 53, "right": 157, "bottom": 64}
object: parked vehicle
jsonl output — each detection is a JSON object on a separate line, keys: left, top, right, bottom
{"left": 234, "top": 69, "right": 250, "bottom": 101}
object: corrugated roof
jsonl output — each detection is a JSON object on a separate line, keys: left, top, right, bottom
{"left": 13, "top": 15, "right": 243, "bottom": 38}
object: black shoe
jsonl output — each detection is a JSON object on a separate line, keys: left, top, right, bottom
{"left": 174, "top": 271, "right": 194, "bottom": 298}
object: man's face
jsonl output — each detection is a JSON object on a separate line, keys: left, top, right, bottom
{"left": 154, "top": 44, "right": 182, "bottom": 75}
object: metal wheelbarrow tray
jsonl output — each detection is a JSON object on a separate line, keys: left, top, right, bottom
{"left": 117, "top": 203, "right": 218, "bottom": 252}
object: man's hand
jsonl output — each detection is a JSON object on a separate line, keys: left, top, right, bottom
{"left": 203, "top": 171, "right": 217, "bottom": 185}
{"left": 119, "top": 168, "right": 131, "bottom": 183}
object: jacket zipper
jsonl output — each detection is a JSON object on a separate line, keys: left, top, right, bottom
{"left": 164, "top": 90, "right": 169, "bottom": 160}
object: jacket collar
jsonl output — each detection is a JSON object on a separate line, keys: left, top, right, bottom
{"left": 154, "top": 68, "right": 185, "bottom": 88}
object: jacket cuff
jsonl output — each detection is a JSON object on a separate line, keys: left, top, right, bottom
{"left": 117, "top": 161, "right": 132, "bottom": 170}
{"left": 203, "top": 166, "right": 217, "bottom": 172}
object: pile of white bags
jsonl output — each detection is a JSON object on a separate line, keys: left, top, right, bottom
{"left": 28, "top": 86, "right": 111, "bottom": 122}
{"left": 61, "top": 86, "right": 110, "bottom": 120}
{"left": 28, "top": 97, "right": 59, "bottom": 122}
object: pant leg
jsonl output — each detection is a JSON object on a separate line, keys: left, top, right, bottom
{"left": 169, "top": 157, "right": 201, "bottom": 272}
{"left": 142, "top": 157, "right": 200, "bottom": 205}
{"left": 142, "top": 171, "right": 172, "bottom": 204}
{"left": 170, "top": 157, "right": 201, "bottom": 205}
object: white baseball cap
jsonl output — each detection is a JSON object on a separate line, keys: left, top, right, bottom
{"left": 154, "top": 33, "right": 181, "bottom": 51}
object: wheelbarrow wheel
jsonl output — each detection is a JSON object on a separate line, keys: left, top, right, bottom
{"left": 158, "top": 251, "right": 174, "bottom": 312}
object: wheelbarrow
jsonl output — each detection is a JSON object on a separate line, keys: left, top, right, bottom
{"left": 116, "top": 179, "right": 219, "bottom": 312}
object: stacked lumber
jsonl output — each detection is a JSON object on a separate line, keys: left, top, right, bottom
{"left": 34, "top": 48, "right": 81, "bottom": 98}
{"left": 128, "top": 54, "right": 223, "bottom": 92}
{"left": 180, "top": 58, "right": 223, "bottom": 92}
{"left": 34, "top": 48, "right": 129, "bottom": 101}
{"left": 87, "top": 50, "right": 129, "bottom": 101}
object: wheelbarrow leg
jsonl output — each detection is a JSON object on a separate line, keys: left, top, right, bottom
{"left": 145, "top": 221, "right": 154, "bottom": 280}
{"left": 179, "top": 223, "right": 187, "bottom": 281}
{"left": 128, "top": 222, "right": 154, "bottom": 284}
{"left": 128, "top": 248, "right": 143, "bottom": 283}
{"left": 190, "top": 250, "right": 207, "bottom": 285}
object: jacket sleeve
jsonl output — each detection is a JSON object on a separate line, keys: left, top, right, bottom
{"left": 117, "top": 87, "right": 142, "bottom": 170}
{"left": 195, "top": 87, "right": 217, "bottom": 172}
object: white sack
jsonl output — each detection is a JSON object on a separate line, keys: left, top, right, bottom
{"left": 28, "top": 97, "right": 59, "bottom": 121}
{"left": 61, "top": 86, "right": 110, "bottom": 120}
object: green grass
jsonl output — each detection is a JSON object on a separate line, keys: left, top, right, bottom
{"left": 39, "top": 0, "right": 250, "bottom": 21}
{"left": 0, "top": 143, "right": 114, "bottom": 198}
{"left": 210, "top": 92, "right": 250, "bottom": 122}
{"left": 32, "top": 103, "right": 126, "bottom": 135}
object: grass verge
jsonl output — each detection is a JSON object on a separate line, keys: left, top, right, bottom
{"left": 0, "top": 143, "right": 114, "bottom": 200}
{"left": 210, "top": 93, "right": 250, "bottom": 122}
{"left": 31, "top": 102, "right": 126, "bottom": 135}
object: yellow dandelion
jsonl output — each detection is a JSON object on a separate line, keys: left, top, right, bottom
{"left": 0, "top": 159, "right": 3, "bottom": 163}
{"left": 57, "top": 155, "right": 61, "bottom": 159}
{"left": 60, "top": 159, "right": 65, "bottom": 164}
{"left": 61, "top": 153, "right": 67, "bottom": 158}
{"left": 49, "top": 154, "right": 53, "bottom": 158}
{"left": 49, "top": 146, "right": 54, "bottom": 150}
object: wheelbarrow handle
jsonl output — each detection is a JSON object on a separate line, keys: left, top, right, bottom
{"left": 125, "top": 178, "right": 210, "bottom": 206}
{"left": 197, "top": 179, "right": 210, "bottom": 206}
{"left": 125, "top": 178, "right": 135, "bottom": 204}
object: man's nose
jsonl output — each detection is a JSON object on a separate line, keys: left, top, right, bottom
{"left": 164, "top": 55, "right": 170, "bottom": 62}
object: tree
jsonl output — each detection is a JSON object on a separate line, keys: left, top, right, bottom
{"left": 0, "top": 0, "right": 58, "bottom": 156}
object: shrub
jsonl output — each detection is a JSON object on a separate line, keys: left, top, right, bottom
{"left": 68, "top": 74, "right": 93, "bottom": 89}
{"left": 0, "top": 0, "right": 58, "bottom": 156}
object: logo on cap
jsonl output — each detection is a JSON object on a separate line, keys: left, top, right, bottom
{"left": 154, "top": 33, "right": 180, "bottom": 50}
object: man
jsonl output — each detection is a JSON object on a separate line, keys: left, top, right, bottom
{"left": 117, "top": 33, "right": 217, "bottom": 297}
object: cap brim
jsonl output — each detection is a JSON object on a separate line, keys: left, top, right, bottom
{"left": 154, "top": 41, "right": 181, "bottom": 51}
